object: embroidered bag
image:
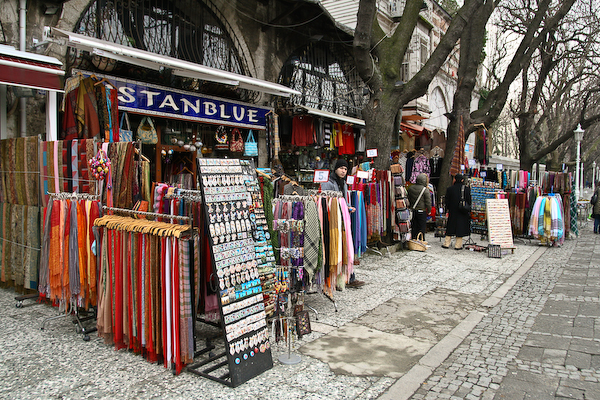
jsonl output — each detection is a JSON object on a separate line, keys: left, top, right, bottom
{"left": 214, "top": 126, "right": 229, "bottom": 150}
{"left": 137, "top": 117, "right": 158, "bottom": 144}
{"left": 458, "top": 185, "right": 471, "bottom": 214}
{"left": 393, "top": 176, "right": 404, "bottom": 186}
{"left": 396, "top": 208, "right": 412, "bottom": 221}
{"left": 244, "top": 129, "right": 258, "bottom": 157}
{"left": 119, "top": 112, "right": 133, "bottom": 142}
{"left": 229, "top": 128, "right": 244, "bottom": 153}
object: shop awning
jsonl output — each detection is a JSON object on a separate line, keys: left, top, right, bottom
{"left": 0, "top": 44, "right": 64, "bottom": 92}
{"left": 51, "top": 28, "right": 301, "bottom": 98}
{"left": 400, "top": 122, "right": 429, "bottom": 137}
{"left": 301, "top": 106, "right": 365, "bottom": 126}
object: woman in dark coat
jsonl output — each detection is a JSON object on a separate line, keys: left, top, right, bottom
{"left": 443, "top": 173, "right": 471, "bottom": 249}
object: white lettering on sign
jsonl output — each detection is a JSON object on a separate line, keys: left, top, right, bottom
{"left": 204, "top": 101, "right": 217, "bottom": 116}
{"left": 219, "top": 104, "right": 231, "bottom": 119}
{"left": 247, "top": 109, "right": 258, "bottom": 122}
{"left": 181, "top": 98, "right": 200, "bottom": 114}
{"left": 118, "top": 86, "right": 135, "bottom": 103}
{"left": 140, "top": 90, "right": 161, "bottom": 106}
{"left": 159, "top": 95, "right": 179, "bottom": 111}
{"left": 233, "top": 106, "right": 245, "bottom": 121}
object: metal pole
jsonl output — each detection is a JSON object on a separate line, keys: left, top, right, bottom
{"left": 576, "top": 139, "right": 581, "bottom": 201}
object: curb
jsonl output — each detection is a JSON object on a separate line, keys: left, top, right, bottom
{"left": 378, "top": 245, "right": 548, "bottom": 400}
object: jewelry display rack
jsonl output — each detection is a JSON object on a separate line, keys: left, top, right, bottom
{"left": 186, "top": 158, "right": 274, "bottom": 388}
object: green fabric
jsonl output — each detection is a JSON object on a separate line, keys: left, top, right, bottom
{"left": 261, "top": 178, "right": 278, "bottom": 252}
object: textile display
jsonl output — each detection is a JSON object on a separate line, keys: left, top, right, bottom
{"left": 61, "top": 75, "right": 119, "bottom": 141}
{"left": 38, "top": 199, "right": 101, "bottom": 310}
{"left": 94, "top": 215, "right": 198, "bottom": 374}
{"left": 528, "top": 194, "right": 565, "bottom": 246}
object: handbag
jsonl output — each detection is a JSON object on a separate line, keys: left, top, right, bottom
{"left": 214, "top": 126, "right": 229, "bottom": 150}
{"left": 393, "top": 176, "right": 404, "bottom": 186}
{"left": 396, "top": 208, "right": 412, "bottom": 222}
{"left": 137, "top": 117, "right": 158, "bottom": 144}
{"left": 407, "top": 232, "right": 427, "bottom": 252}
{"left": 390, "top": 164, "right": 403, "bottom": 174}
{"left": 119, "top": 112, "right": 133, "bottom": 142}
{"left": 244, "top": 129, "right": 258, "bottom": 157}
{"left": 229, "top": 128, "right": 244, "bottom": 153}
{"left": 396, "top": 199, "right": 408, "bottom": 209}
{"left": 458, "top": 185, "right": 471, "bottom": 214}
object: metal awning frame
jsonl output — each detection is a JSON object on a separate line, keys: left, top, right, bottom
{"left": 51, "top": 28, "right": 301, "bottom": 98}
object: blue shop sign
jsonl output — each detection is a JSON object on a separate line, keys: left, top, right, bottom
{"left": 77, "top": 70, "right": 270, "bottom": 129}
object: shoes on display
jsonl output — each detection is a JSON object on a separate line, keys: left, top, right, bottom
{"left": 346, "top": 280, "right": 365, "bottom": 288}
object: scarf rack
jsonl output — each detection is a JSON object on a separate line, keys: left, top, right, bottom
{"left": 41, "top": 191, "right": 102, "bottom": 341}
{"left": 102, "top": 205, "right": 191, "bottom": 222}
{"left": 154, "top": 187, "right": 224, "bottom": 368}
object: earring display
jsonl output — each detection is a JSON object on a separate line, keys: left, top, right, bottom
{"left": 198, "top": 158, "right": 274, "bottom": 387}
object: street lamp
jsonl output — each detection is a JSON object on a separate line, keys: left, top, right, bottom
{"left": 574, "top": 124, "right": 584, "bottom": 201}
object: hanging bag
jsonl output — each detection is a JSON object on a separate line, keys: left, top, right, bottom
{"left": 244, "top": 129, "right": 258, "bottom": 157}
{"left": 458, "top": 185, "right": 471, "bottom": 214}
{"left": 137, "top": 117, "right": 158, "bottom": 144}
{"left": 229, "top": 128, "right": 245, "bottom": 153}
{"left": 214, "top": 126, "right": 229, "bottom": 151}
{"left": 119, "top": 112, "right": 133, "bottom": 142}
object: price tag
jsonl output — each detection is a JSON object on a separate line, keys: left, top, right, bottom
{"left": 346, "top": 175, "right": 355, "bottom": 185}
{"left": 357, "top": 170, "right": 369, "bottom": 179}
{"left": 497, "top": 164, "right": 503, "bottom": 171}
{"left": 313, "top": 169, "right": 330, "bottom": 183}
{"left": 366, "top": 148, "right": 378, "bottom": 158}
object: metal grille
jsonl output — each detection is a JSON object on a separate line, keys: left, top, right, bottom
{"left": 75, "top": 0, "right": 250, "bottom": 95}
{"left": 280, "top": 42, "right": 367, "bottom": 118}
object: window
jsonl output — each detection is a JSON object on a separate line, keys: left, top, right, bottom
{"left": 75, "top": 0, "right": 250, "bottom": 97}
{"left": 280, "top": 43, "right": 367, "bottom": 118}
{"left": 420, "top": 37, "right": 429, "bottom": 69}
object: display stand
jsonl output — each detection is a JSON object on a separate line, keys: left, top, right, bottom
{"left": 486, "top": 199, "right": 515, "bottom": 253}
{"left": 186, "top": 159, "right": 273, "bottom": 388}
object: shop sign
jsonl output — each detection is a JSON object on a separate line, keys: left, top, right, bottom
{"left": 77, "top": 70, "right": 270, "bottom": 129}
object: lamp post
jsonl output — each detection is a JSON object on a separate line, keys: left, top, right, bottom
{"left": 574, "top": 124, "right": 584, "bottom": 201}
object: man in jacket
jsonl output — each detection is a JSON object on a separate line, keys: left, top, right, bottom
{"left": 408, "top": 173, "right": 432, "bottom": 240}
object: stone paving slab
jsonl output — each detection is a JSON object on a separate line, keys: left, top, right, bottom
{"left": 0, "top": 233, "right": 542, "bottom": 399}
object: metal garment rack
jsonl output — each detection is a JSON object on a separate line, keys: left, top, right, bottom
{"left": 40, "top": 191, "right": 102, "bottom": 341}
{"left": 272, "top": 194, "right": 339, "bottom": 315}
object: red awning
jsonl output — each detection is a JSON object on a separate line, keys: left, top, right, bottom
{"left": 400, "top": 122, "right": 429, "bottom": 137}
{"left": 0, "top": 45, "right": 64, "bottom": 92}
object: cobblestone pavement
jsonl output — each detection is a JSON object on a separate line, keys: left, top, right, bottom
{"left": 409, "top": 223, "right": 600, "bottom": 400}
{"left": 0, "top": 227, "right": 575, "bottom": 400}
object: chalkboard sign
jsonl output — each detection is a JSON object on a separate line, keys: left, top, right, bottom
{"left": 196, "top": 158, "right": 273, "bottom": 387}
{"left": 486, "top": 199, "right": 515, "bottom": 249}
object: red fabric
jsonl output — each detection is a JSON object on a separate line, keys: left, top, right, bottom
{"left": 292, "top": 115, "right": 315, "bottom": 146}
{"left": 338, "top": 124, "right": 355, "bottom": 155}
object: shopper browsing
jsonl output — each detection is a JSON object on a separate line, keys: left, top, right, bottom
{"left": 407, "top": 173, "right": 432, "bottom": 240}
{"left": 442, "top": 173, "right": 471, "bottom": 250}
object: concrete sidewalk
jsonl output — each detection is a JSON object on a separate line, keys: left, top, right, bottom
{"left": 0, "top": 230, "right": 556, "bottom": 399}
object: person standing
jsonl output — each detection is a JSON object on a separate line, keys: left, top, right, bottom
{"left": 407, "top": 173, "right": 431, "bottom": 240}
{"left": 320, "top": 159, "right": 364, "bottom": 288}
{"left": 592, "top": 182, "right": 600, "bottom": 233}
{"left": 443, "top": 173, "right": 471, "bottom": 249}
